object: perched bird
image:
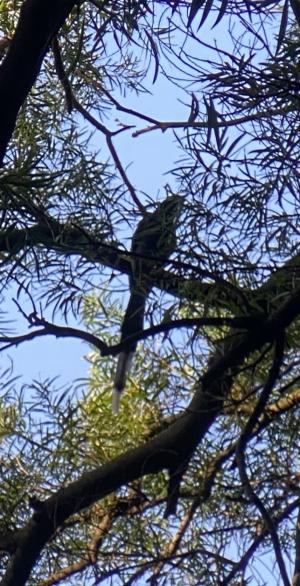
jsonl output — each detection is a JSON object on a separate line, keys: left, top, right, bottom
{"left": 113, "top": 195, "right": 183, "bottom": 412}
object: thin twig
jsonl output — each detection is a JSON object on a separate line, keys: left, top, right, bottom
{"left": 235, "top": 334, "right": 290, "bottom": 586}
{"left": 51, "top": 35, "right": 144, "bottom": 212}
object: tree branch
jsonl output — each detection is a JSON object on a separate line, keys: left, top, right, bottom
{"left": 235, "top": 334, "right": 290, "bottom": 586}
{"left": 0, "top": 307, "right": 108, "bottom": 354}
{"left": 0, "top": 221, "right": 239, "bottom": 307}
{"left": 4, "top": 286, "right": 300, "bottom": 585}
{"left": 39, "top": 491, "right": 147, "bottom": 586}
{"left": 292, "top": 506, "right": 300, "bottom": 586}
{"left": 0, "top": 0, "right": 78, "bottom": 164}
{"left": 222, "top": 498, "right": 300, "bottom": 585}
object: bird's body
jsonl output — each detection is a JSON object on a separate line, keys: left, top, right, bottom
{"left": 113, "top": 195, "right": 182, "bottom": 412}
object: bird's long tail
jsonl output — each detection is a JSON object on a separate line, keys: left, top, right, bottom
{"left": 113, "top": 288, "right": 147, "bottom": 412}
{"left": 113, "top": 351, "right": 134, "bottom": 412}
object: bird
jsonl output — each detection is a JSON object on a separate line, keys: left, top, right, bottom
{"left": 113, "top": 194, "right": 183, "bottom": 412}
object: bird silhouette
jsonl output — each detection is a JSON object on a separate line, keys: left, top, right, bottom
{"left": 113, "top": 195, "right": 182, "bottom": 412}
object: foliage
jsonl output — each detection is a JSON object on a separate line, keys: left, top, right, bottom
{"left": 0, "top": 1, "right": 300, "bottom": 585}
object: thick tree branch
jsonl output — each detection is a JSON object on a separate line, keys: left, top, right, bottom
{"left": 0, "top": 0, "right": 78, "bottom": 164}
{"left": 39, "top": 492, "right": 147, "bottom": 586}
{"left": 293, "top": 506, "right": 300, "bottom": 586}
{"left": 2, "top": 218, "right": 300, "bottom": 319}
{"left": 4, "top": 286, "right": 300, "bottom": 585}
{"left": 0, "top": 221, "right": 241, "bottom": 306}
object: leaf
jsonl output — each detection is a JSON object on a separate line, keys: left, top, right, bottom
{"left": 145, "top": 29, "right": 160, "bottom": 84}
{"left": 205, "top": 97, "right": 219, "bottom": 146}
{"left": 213, "top": 0, "right": 230, "bottom": 28}
{"left": 198, "top": 0, "right": 215, "bottom": 28}
{"left": 188, "top": 93, "right": 199, "bottom": 123}
{"left": 188, "top": 0, "right": 208, "bottom": 27}
{"left": 276, "top": 0, "right": 289, "bottom": 54}
{"left": 224, "top": 134, "right": 244, "bottom": 158}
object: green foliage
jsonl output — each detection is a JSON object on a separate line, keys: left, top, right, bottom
{"left": 1, "top": 1, "right": 300, "bottom": 585}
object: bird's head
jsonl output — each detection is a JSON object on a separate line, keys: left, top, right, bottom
{"left": 159, "top": 194, "right": 183, "bottom": 225}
